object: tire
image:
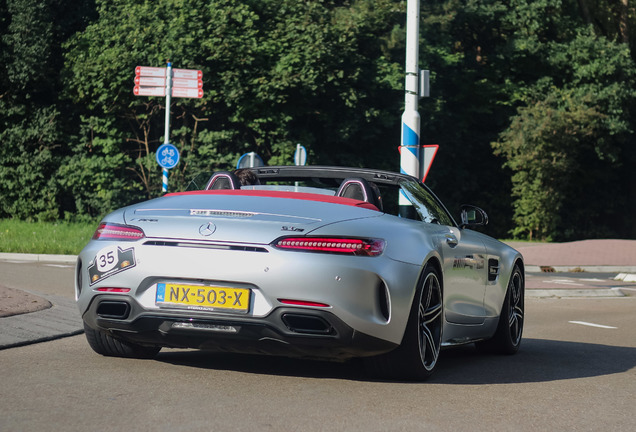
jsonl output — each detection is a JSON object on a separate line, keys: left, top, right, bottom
{"left": 476, "top": 264, "right": 524, "bottom": 354}
{"left": 365, "top": 263, "right": 443, "bottom": 380}
{"left": 83, "top": 322, "right": 161, "bottom": 359}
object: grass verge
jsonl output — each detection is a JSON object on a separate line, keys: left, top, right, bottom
{"left": 0, "top": 219, "right": 97, "bottom": 255}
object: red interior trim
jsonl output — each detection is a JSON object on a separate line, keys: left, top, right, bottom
{"left": 166, "top": 190, "right": 380, "bottom": 211}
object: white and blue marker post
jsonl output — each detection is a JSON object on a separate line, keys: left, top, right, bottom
{"left": 400, "top": 0, "right": 429, "bottom": 218}
{"left": 162, "top": 62, "right": 173, "bottom": 192}
{"left": 155, "top": 62, "right": 180, "bottom": 192}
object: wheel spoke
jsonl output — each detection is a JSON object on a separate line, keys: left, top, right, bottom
{"left": 423, "top": 302, "right": 442, "bottom": 325}
{"left": 421, "top": 324, "right": 438, "bottom": 364}
{"left": 423, "top": 279, "right": 433, "bottom": 307}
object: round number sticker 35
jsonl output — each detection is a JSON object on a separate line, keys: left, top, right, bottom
{"left": 97, "top": 246, "right": 119, "bottom": 273}
{"left": 88, "top": 246, "right": 136, "bottom": 285}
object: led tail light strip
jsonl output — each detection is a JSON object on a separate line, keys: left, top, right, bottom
{"left": 274, "top": 237, "right": 385, "bottom": 256}
{"left": 92, "top": 223, "right": 145, "bottom": 241}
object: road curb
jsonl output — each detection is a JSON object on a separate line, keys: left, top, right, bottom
{"left": 526, "top": 265, "right": 636, "bottom": 273}
{"left": 526, "top": 288, "right": 626, "bottom": 298}
{"left": 0, "top": 252, "right": 77, "bottom": 265}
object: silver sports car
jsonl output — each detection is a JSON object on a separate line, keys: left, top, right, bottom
{"left": 75, "top": 166, "right": 524, "bottom": 380}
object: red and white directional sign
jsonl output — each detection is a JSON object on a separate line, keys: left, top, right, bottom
{"left": 173, "top": 78, "right": 203, "bottom": 89}
{"left": 133, "top": 65, "right": 203, "bottom": 98}
{"left": 133, "top": 86, "right": 166, "bottom": 97}
{"left": 172, "top": 87, "right": 204, "bottom": 98}
{"left": 173, "top": 68, "right": 202, "bottom": 80}
{"left": 135, "top": 66, "right": 166, "bottom": 77}
{"left": 134, "top": 76, "right": 166, "bottom": 87}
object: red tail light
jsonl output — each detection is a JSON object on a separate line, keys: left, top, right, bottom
{"left": 279, "top": 299, "right": 330, "bottom": 307}
{"left": 92, "top": 223, "right": 145, "bottom": 241}
{"left": 95, "top": 287, "right": 131, "bottom": 293}
{"left": 273, "top": 237, "right": 385, "bottom": 256}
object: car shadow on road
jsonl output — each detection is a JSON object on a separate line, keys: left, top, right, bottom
{"left": 429, "top": 338, "right": 636, "bottom": 384}
{"left": 156, "top": 348, "right": 364, "bottom": 379}
{"left": 155, "top": 338, "right": 636, "bottom": 384}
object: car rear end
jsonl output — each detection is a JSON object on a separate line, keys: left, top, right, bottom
{"left": 76, "top": 191, "right": 422, "bottom": 360}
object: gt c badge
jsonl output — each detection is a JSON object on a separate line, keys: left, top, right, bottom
{"left": 281, "top": 226, "right": 304, "bottom": 232}
{"left": 88, "top": 246, "right": 136, "bottom": 285}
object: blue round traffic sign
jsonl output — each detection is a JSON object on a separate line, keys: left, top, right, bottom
{"left": 236, "top": 152, "right": 264, "bottom": 169}
{"left": 156, "top": 143, "right": 179, "bottom": 169}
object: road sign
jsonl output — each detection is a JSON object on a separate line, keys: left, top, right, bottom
{"left": 294, "top": 144, "right": 307, "bottom": 166}
{"left": 134, "top": 76, "right": 166, "bottom": 87}
{"left": 172, "top": 87, "right": 204, "bottom": 98}
{"left": 133, "top": 86, "right": 166, "bottom": 97}
{"left": 173, "top": 78, "right": 203, "bottom": 88}
{"left": 133, "top": 64, "right": 203, "bottom": 191}
{"left": 420, "top": 144, "right": 439, "bottom": 182}
{"left": 156, "top": 143, "right": 179, "bottom": 169}
{"left": 237, "top": 152, "right": 264, "bottom": 169}
{"left": 135, "top": 66, "right": 166, "bottom": 77}
{"left": 173, "top": 68, "right": 202, "bottom": 79}
{"left": 134, "top": 66, "right": 204, "bottom": 98}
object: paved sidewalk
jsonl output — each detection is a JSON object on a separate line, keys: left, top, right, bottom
{"left": 0, "top": 239, "right": 635, "bottom": 350}
{"left": 0, "top": 293, "right": 83, "bottom": 349}
{"left": 507, "top": 239, "right": 636, "bottom": 273}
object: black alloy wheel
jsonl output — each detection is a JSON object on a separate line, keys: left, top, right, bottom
{"left": 476, "top": 264, "right": 524, "bottom": 354}
{"left": 416, "top": 267, "right": 443, "bottom": 373}
{"left": 364, "top": 263, "right": 443, "bottom": 380}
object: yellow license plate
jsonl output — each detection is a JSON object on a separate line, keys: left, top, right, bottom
{"left": 156, "top": 283, "right": 250, "bottom": 312}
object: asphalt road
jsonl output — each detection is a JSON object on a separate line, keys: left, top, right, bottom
{"left": 1, "top": 262, "right": 635, "bottom": 431}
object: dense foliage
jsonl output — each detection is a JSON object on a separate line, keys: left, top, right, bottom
{"left": 1, "top": 0, "right": 635, "bottom": 240}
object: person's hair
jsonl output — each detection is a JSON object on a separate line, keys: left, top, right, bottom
{"left": 234, "top": 168, "right": 260, "bottom": 186}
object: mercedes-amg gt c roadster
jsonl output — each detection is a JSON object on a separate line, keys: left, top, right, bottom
{"left": 75, "top": 166, "right": 524, "bottom": 380}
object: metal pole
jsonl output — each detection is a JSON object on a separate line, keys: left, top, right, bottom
{"left": 162, "top": 62, "right": 172, "bottom": 193}
{"left": 399, "top": 0, "right": 420, "bottom": 217}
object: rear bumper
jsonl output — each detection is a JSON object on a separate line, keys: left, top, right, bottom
{"left": 82, "top": 295, "right": 398, "bottom": 360}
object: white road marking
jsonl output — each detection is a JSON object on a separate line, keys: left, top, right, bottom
{"left": 543, "top": 279, "right": 584, "bottom": 286}
{"left": 44, "top": 264, "right": 74, "bottom": 268}
{"left": 568, "top": 321, "right": 617, "bottom": 329}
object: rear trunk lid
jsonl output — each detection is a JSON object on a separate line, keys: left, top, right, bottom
{"left": 123, "top": 191, "right": 381, "bottom": 245}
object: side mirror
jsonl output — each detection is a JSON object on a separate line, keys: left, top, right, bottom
{"left": 459, "top": 205, "right": 488, "bottom": 229}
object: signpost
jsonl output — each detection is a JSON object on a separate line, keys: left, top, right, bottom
{"left": 133, "top": 62, "right": 204, "bottom": 192}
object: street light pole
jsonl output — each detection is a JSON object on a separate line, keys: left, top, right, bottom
{"left": 399, "top": 0, "right": 421, "bottom": 218}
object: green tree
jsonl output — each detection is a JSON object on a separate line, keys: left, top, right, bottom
{"left": 61, "top": 0, "right": 406, "bottom": 219}
{"left": 416, "top": 0, "right": 518, "bottom": 237}
{"left": 492, "top": 8, "right": 636, "bottom": 240}
{"left": 0, "top": 0, "right": 95, "bottom": 221}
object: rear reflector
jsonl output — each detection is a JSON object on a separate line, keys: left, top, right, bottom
{"left": 95, "top": 287, "right": 131, "bottom": 293}
{"left": 279, "top": 299, "right": 330, "bottom": 308}
{"left": 273, "top": 237, "right": 385, "bottom": 256}
{"left": 92, "top": 223, "right": 145, "bottom": 241}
